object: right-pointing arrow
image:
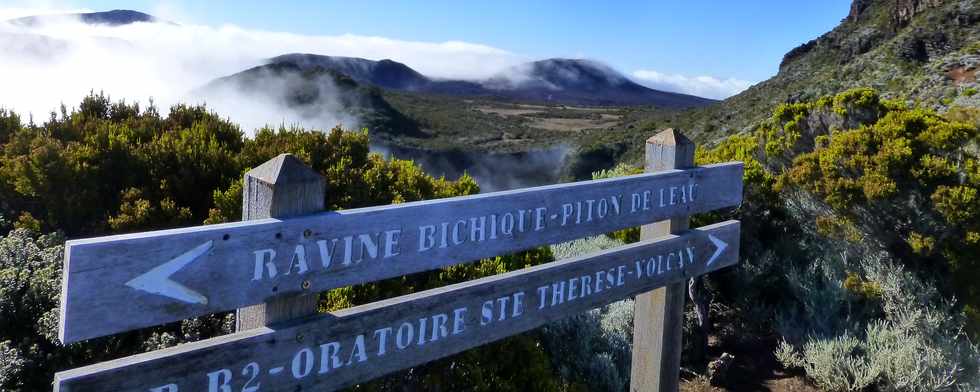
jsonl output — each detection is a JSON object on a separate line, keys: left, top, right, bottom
{"left": 706, "top": 234, "right": 728, "bottom": 267}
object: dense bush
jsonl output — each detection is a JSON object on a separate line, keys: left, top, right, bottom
{"left": 771, "top": 89, "right": 980, "bottom": 333}
{"left": 542, "top": 235, "right": 634, "bottom": 392}
{"left": 0, "top": 227, "right": 84, "bottom": 391}
{"left": 776, "top": 255, "right": 979, "bottom": 391}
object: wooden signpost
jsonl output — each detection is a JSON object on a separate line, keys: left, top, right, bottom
{"left": 59, "top": 160, "right": 742, "bottom": 343}
{"left": 54, "top": 129, "right": 744, "bottom": 392}
{"left": 56, "top": 221, "right": 739, "bottom": 392}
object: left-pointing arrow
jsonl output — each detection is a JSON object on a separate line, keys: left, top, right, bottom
{"left": 125, "top": 241, "right": 212, "bottom": 305}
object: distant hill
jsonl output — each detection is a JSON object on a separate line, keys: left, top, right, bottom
{"left": 268, "top": 54, "right": 432, "bottom": 91}
{"left": 483, "top": 59, "right": 716, "bottom": 107}
{"left": 263, "top": 54, "right": 716, "bottom": 108}
{"left": 197, "top": 62, "right": 423, "bottom": 139}
{"left": 7, "top": 10, "right": 166, "bottom": 27}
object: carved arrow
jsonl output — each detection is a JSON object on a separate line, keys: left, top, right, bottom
{"left": 706, "top": 234, "right": 728, "bottom": 267}
{"left": 125, "top": 241, "right": 212, "bottom": 305}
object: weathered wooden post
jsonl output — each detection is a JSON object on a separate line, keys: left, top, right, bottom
{"left": 236, "top": 153, "right": 325, "bottom": 330}
{"left": 630, "top": 129, "right": 694, "bottom": 392}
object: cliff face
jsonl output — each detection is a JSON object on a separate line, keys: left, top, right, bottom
{"left": 784, "top": 0, "right": 954, "bottom": 70}
{"left": 893, "top": 0, "right": 945, "bottom": 26}
{"left": 688, "top": 0, "right": 979, "bottom": 143}
{"left": 851, "top": 0, "right": 946, "bottom": 25}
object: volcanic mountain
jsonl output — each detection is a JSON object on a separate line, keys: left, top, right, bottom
{"left": 482, "top": 59, "right": 716, "bottom": 107}
{"left": 197, "top": 61, "right": 423, "bottom": 138}
{"left": 267, "top": 54, "right": 432, "bottom": 91}
{"left": 258, "top": 54, "right": 716, "bottom": 108}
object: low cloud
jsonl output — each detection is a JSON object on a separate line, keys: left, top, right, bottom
{"left": 631, "top": 69, "right": 754, "bottom": 100}
{"left": 0, "top": 8, "right": 525, "bottom": 134}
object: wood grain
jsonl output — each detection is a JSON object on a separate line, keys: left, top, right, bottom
{"left": 55, "top": 221, "right": 740, "bottom": 392}
{"left": 59, "top": 162, "right": 743, "bottom": 343}
{"left": 237, "top": 154, "right": 325, "bottom": 331}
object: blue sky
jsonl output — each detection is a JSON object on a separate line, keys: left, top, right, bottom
{"left": 1, "top": 0, "right": 853, "bottom": 99}
{"left": 80, "top": 0, "right": 851, "bottom": 80}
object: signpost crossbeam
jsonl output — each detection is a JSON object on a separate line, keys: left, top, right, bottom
{"left": 55, "top": 220, "right": 740, "bottom": 392}
{"left": 59, "top": 162, "right": 743, "bottom": 343}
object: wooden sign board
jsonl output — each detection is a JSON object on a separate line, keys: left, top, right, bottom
{"left": 55, "top": 220, "right": 740, "bottom": 392}
{"left": 59, "top": 162, "right": 743, "bottom": 343}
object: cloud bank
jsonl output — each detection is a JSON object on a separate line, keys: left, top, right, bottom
{"left": 0, "top": 6, "right": 755, "bottom": 135}
{"left": 0, "top": 9, "right": 525, "bottom": 133}
{"left": 631, "top": 70, "right": 754, "bottom": 100}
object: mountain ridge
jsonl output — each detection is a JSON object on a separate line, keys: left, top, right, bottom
{"left": 198, "top": 61, "right": 424, "bottom": 139}
{"left": 263, "top": 53, "right": 716, "bottom": 108}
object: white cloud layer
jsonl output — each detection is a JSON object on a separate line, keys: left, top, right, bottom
{"left": 631, "top": 69, "right": 754, "bottom": 100}
{"left": 0, "top": 5, "right": 755, "bottom": 134}
{"left": 0, "top": 4, "right": 90, "bottom": 21}
{"left": 0, "top": 8, "right": 525, "bottom": 133}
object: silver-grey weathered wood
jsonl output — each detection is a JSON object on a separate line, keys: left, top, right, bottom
{"left": 237, "top": 154, "right": 325, "bottom": 331}
{"left": 58, "top": 162, "right": 743, "bottom": 343}
{"left": 631, "top": 128, "right": 695, "bottom": 392}
{"left": 54, "top": 221, "right": 740, "bottom": 392}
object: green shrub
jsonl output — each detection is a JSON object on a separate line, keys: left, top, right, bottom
{"left": 540, "top": 235, "right": 634, "bottom": 392}
{"left": 777, "top": 257, "right": 980, "bottom": 391}
{"left": 832, "top": 87, "right": 880, "bottom": 116}
{"left": 0, "top": 340, "right": 24, "bottom": 390}
{"left": 776, "top": 336, "right": 877, "bottom": 392}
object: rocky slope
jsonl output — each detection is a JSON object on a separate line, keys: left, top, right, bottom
{"left": 674, "top": 0, "right": 980, "bottom": 143}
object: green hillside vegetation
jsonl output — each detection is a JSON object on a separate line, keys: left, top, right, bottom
{"left": 690, "top": 88, "right": 980, "bottom": 390}
{"left": 382, "top": 91, "right": 642, "bottom": 154}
